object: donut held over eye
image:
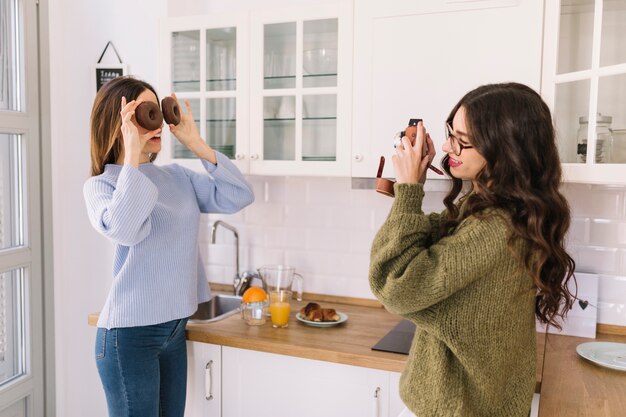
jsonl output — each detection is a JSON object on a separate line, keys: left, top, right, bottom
{"left": 135, "top": 102, "right": 164, "bottom": 131}
{"left": 161, "top": 96, "right": 181, "bottom": 126}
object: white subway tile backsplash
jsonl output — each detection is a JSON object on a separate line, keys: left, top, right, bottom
{"left": 564, "top": 183, "right": 623, "bottom": 219}
{"left": 597, "top": 275, "right": 626, "bottom": 326}
{"left": 244, "top": 203, "right": 286, "bottom": 226}
{"left": 567, "top": 218, "right": 589, "bottom": 246}
{"left": 199, "top": 177, "right": 626, "bottom": 327}
{"left": 306, "top": 228, "right": 352, "bottom": 252}
{"left": 589, "top": 220, "right": 626, "bottom": 246}
{"left": 570, "top": 245, "right": 620, "bottom": 274}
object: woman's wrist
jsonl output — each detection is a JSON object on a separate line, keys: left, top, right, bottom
{"left": 187, "top": 139, "right": 217, "bottom": 164}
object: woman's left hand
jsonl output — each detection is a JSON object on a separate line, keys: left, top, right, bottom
{"left": 392, "top": 121, "right": 435, "bottom": 184}
{"left": 168, "top": 93, "right": 217, "bottom": 164}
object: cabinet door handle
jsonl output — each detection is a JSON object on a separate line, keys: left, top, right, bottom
{"left": 250, "top": 153, "right": 259, "bottom": 160}
{"left": 204, "top": 360, "right": 213, "bottom": 401}
{"left": 354, "top": 153, "right": 364, "bottom": 162}
{"left": 372, "top": 387, "right": 380, "bottom": 417}
{"left": 235, "top": 153, "right": 245, "bottom": 160}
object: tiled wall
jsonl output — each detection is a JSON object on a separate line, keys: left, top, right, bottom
{"left": 201, "top": 177, "right": 626, "bottom": 327}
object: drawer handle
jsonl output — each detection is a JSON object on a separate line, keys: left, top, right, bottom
{"left": 372, "top": 386, "right": 380, "bottom": 417}
{"left": 205, "top": 360, "right": 213, "bottom": 401}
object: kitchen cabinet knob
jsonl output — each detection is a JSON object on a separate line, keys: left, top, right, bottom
{"left": 250, "top": 153, "right": 259, "bottom": 160}
{"left": 354, "top": 154, "right": 364, "bottom": 162}
{"left": 205, "top": 360, "right": 213, "bottom": 401}
{"left": 235, "top": 153, "right": 245, "bottom": 160}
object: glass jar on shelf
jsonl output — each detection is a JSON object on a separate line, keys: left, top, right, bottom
{"left": 576, "top": 113, "right": 614, "bottom": 164}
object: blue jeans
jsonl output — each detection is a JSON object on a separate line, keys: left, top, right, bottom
{"left": 95, "top": 318, "right": 189, "bottom": 417}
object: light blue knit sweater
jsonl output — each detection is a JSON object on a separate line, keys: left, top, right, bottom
{"left": 84, "top": 152, "right": 254, "bottom": 329}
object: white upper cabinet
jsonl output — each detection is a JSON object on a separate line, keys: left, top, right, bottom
{"left": 249, "top": 3, "right": 353, "bottom": 176}
{"left": 159, "top": 2, "right": 353, "bottom": 176}
{"left": 542, "top": 0, "right": 626, "bottom": 184}
{"left": 351, "top": 0, "right": 544, "bottom": 179}
{"left": 160, "top": 14, "right": 250, "bottom": 173}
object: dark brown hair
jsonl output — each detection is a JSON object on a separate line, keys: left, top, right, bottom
{"left": 440, "top": 82, "right": 575, "bottom": 328}
{"left": 89, "top": 76, "right": 159, "bottom": 176}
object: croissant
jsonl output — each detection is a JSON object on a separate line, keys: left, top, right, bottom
{"left": 299, "top": 302, "right": 340, "bottom": 322}
{"left": 322, "top": 308, "right": 339, "bottom": 322}
{"left": 300, "top": 302, "right": 321, "bottom": 317}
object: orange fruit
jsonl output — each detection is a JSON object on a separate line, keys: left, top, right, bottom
{"left": 242, "top": 287, "right": 267, "bottom": 303}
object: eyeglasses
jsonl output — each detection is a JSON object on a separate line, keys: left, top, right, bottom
{"left": 445, "top": 122, "right": 474, "bottom": 156}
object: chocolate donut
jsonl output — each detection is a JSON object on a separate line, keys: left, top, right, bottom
{"left": 161, "top": 96, "right": 181, "bottom": 126}
{"left": 135, "top": 102, "right": 163, "bottom": 130}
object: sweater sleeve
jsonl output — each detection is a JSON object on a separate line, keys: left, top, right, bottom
{"left": 83, "top": 165, "right": 159, "bottom": 246}
{"left": 182, "top": 151, "right": 255, "bottom": 214}
{"left": 369, "top": 183, "right": 510, "bottom": 316}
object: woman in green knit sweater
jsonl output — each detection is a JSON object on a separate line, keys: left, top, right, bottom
{"left": 369, "top": 83, "right": 575, "bottom": 417}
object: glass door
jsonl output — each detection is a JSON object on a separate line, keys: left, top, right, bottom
{"left": 261, "top": 18, "right": 339, "bottom": 163}
{"left": 161, "top": 15, "right": 249, "bottom": 172}
{"left": 250, "top": 4, "right": 352, "bottom": 176}
{"left": 0, "top": 0, "right": 45, "bottom": 415}
{"left": 543, "top": 0, "right": 626, "bottom": 182}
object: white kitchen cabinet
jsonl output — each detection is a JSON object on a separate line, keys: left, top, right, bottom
{"left": 160, "top": 14, "right": 250, "bottom": 174}
{"left": 159, "top": 2, "right": 353, "bottom": 176}
{"left": 541, "top": 0, "right": 626, "bottom": 184}
{"left": 351, "top": 0, "right": 544, "bottom": 179}
{"left": 221, "top": 346, "right": 398, "bottom": 417}
{"left": 185, "top": 342, "right": 221, "bottom": 417}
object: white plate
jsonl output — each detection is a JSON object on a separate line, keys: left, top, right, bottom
{"left": 296, "top": 312, "right": 348, "bottom": 327}
{"left": 576, "top": 342, "right": 626, "bottom": 371}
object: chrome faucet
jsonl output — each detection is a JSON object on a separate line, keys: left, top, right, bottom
{"left": 211, "top": 220, "right": 240, "bottom": 278}
{"left": 210, "top": 220, "right": 266, "bottom": 296}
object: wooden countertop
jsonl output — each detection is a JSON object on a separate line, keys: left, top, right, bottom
{"left": 539, "top": 332, "right": 626, "bottom": 417}
{"left": 90, "top": 298, "right": 545, "bottom": 392}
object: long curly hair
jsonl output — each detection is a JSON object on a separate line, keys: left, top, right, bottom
{"left": 440, "top": 83, "right": 575, "bottom": 328}
{"left": 89, "top": 76, "right": 159, "bottom": 176}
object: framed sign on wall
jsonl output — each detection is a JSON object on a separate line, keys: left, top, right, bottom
{"left": 94, "top": 41, "right": 126, "bottom": 92}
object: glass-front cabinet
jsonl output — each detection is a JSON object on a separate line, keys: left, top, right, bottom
{"left": 250, "top": 4, "right": 352, "bottom": 176}
{"left": 542, "top": 0, "right": 626, "bottom": 183}
{"left": 160, "top": 3, "right": 352, "bottom": 176}
{"left": 160, "top": 15, "right": 250, "bottom": 172}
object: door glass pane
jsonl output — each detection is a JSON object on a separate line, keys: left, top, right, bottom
{"left": 264, "top": 22, "right": 296, "bottom": 89}
{"left": 172, "top": 98, "right": 200, "bottom": 158}
{"left": 600, "top": 0, "right": 626, "bottom": 67}
{"left": 206, "top": 97, "right": 236, "bottom": 159}
{"left": 598, "top": 72, "right": 626, "bottom": 162}
{"left": 303, "top": 95, "right": 336, "bottom": 161}
{"left": 558, "top": 0, "right": 594, "bottom": 74}
{"left": 0, "top": 133, "right": 23, "bottom": 250}
{"left": 0, "top": 0, "right": 21, "bottom": 111}
{"left": 554, "top": 80, "right": 590, "bottom": 163}
{"left": 0, "top": 268, "right": 25, "bottom": 386}
{"left": 172, "top": 30, "right": 200, "bottom": 92}
{"left": 264, "top": 96, "right": 295, "bottom": 160}
{"left": 206, "top": 28, "right": 236, "bottom": 91}
{"left": 303, "top": 19, "right": 338, "bottom": 88}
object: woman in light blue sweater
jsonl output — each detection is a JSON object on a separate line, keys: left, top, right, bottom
{"left": 84, "top": 76, "right": 254, "bottom": 417}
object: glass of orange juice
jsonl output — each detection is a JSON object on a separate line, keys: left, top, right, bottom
{"left": 269, "top": 290, "right": 292, "bottom": 328}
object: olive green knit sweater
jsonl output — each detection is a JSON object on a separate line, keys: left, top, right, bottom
{"left": 369, "top": 183, "right": 536, "bottom": 417}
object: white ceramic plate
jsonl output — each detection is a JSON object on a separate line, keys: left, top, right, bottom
{"left": 576, "top": 342, "right": 626, "bottom": 371}
{"left": 296, "top": 312, "right": 348, "bottom": 327}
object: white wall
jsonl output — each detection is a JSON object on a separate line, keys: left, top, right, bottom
{"left": 47, "top": 1, "right": 626, "bottom": 417}
{"left": 48, "top": 1, "right": 167, "bottom": 416}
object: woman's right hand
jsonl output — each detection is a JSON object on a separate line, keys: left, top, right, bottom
{"left": 392, "top": 121, "right": 434, "bottom": 184}
{"left": 120, "top": 97, "right": 161, "bottom": 167}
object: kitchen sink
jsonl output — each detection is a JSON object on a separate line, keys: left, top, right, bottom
{"left": 189, "top": 294, "right": 242, "bottom": 323}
